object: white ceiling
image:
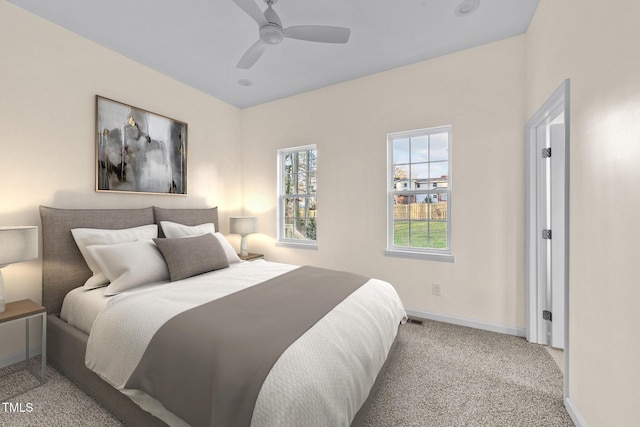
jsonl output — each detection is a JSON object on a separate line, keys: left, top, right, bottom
{"left": 9, "top": 0, "right": 539, "bottom": 109}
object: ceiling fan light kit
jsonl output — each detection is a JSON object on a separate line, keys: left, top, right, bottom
{"left": 233, "top": 0, "right": 351, "bottom": 69}
{"left": 260, "top": 24, "right": 284, "bottom": 45}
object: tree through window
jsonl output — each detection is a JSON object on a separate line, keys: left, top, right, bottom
{"left": 277, "top": 145, "right": 317, "bottom": 246}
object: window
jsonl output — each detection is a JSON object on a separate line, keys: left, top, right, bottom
{"left": 386, "top": 126, "right": 453, "bottom": 261}
{"left": 277, "top": 145, "right": 317, "bottom": 247}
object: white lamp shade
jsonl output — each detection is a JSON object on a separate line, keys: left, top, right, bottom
{"left": 229, "top": 217, "right": 258, "bottom": 236}
{"left": 0, "top": 226, "right": 38, "bottom": 266}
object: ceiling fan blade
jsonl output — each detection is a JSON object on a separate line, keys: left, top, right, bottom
{"left": 263, "top": 5, "right": 282, "bottom": 27}
{"left": 232, "top": 0, "right": 267, "bottom": 26}
{"left": 236, "top": 39, "right": 267, "bottom": 69}
{"left": 284, "top": 26, "right": 351, "bottom": 43}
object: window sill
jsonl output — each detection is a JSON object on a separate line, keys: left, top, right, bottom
{"left": 384, "top": 249, "right": 454, "bottom": 263}
{"left": 276, "top": 241, "right": 318, "bottom": 250}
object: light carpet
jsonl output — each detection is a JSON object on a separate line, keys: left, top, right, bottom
{"left": 0, "top": 319, "right": 573, "bottom": 426}
{"left": 359, "top": 320, "right": 574, "bottom": 426}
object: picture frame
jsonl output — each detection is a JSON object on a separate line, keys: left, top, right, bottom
{"left": 96, "top": 95, "right": 187, "bottom": 195}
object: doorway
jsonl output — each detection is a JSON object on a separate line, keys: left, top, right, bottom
{"left": 526, "top": 80, "right": 570, "bottom": 360}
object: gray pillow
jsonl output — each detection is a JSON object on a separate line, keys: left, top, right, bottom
{"left": 153, "top": 233, "right": 229, "bottom": 281}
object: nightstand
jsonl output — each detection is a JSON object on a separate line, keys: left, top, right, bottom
{"left": 0, "top": 299, "right": 46, "bottom": 399}
{"left": 239, "top": 253, "right": 264, "bottom": 262}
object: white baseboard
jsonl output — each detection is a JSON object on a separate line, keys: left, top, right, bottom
{"left": 0, "top": 347, "right": 42, "bottom": 370}
{"left": 565, "top": 397, "right": 588, "bottom": 427}
{"left": 404, "top": 308, "right": 526, "bottom": 337}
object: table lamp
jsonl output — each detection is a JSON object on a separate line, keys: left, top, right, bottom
{"left": 0, "top": 226, "right": 38, "bottom": 313}
{"left": 229, "top": 217, "right": 257, "bottom": 257}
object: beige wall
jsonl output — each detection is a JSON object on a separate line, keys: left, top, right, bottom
{"left": 241, "top": 36, "right": 527, "bottom": 330}
{"left": 0, "top": 2, "right": 243, "bottom": 361}
{"left": 5, "top": 1, "right": 635, "bottom": 423}
{"left": 526, "top": 0, "right": 640, "bottom": 425}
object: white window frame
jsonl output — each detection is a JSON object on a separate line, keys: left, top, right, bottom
{"left": 385, "top": 126, "right": 454, "bottom": 262}
{"left": 276, "top": 144, "right": 318, "bottom": 249}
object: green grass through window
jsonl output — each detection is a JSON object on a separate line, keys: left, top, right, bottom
{"left": 394, "top": 220, "right": 447, "bottom": 249}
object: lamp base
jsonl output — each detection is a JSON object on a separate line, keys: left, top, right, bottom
{"left": 240, "top": 235, "right": 249, "bottom": 257}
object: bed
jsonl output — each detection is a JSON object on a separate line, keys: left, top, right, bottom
{"left": 40, "top": 205, "right": 407, "bottom": 427}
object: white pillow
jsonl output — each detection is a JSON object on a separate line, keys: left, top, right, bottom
{"left": 87, "top": 240, "right": 169, "bottom": 296}
{"left": 212, "top": 232, "right": 242, "bottom": 264}
{"left": 159, "top": 221, "right": 241, "bottom": 264}
{"left": 160, "top": 221, "right": 215, "bottom": 238}
{"left": 72, "top": 225, "right": 158, "bottom": 289}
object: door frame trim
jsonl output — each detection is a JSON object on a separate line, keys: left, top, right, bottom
{"left": 525, "top": 79, "right": 570, "bottom": 398}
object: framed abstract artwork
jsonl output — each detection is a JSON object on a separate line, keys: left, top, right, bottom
{"left": 96, "top": 96, "right": 187, "bottom": 195}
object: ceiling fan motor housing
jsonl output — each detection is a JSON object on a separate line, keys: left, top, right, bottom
{"left": 260, "top": 23, "right": 283, "bottom": 44}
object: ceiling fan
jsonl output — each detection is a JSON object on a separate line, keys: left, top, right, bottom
{"left": 233, "top": 0, "right": 351, "bottom": 69}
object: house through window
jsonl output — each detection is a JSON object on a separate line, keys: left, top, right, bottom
{"left": 386, "top": 126, "right": 453, "bottom": 261}
{"left": 277, "top": 145, "right": 317, "bottom": 247}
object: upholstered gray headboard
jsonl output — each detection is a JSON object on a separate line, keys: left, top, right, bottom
{"left": 40, "top": 205, "right": 219, "bottom": 314}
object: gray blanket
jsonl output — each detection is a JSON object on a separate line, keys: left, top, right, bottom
{"left": 124, "top": 266, "right": 369, "bottom": 427}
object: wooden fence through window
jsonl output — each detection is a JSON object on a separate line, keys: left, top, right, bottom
{"left": 393, "top": 202, "right": 447, "bottom": 220}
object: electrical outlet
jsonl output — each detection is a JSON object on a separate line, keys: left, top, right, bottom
{"left": 432, "top": 283, "right": 442, "bottom": 296}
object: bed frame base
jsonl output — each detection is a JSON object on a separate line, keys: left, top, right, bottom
{"left": 47, "top": 314, "right": 167, "bottom": 426}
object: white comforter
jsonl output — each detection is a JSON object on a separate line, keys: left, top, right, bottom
{"left": 86, "top": 260, "right": 407, "bottom": 427}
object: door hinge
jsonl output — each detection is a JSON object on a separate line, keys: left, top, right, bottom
{"left": 542, "top": 229, "right": 552, "bottom": 239}
{"left": 543, "top": 310, "right": 552, "bottom": 322}
{"left": 542, "top": 147, "right": 551, "bottom": 158}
